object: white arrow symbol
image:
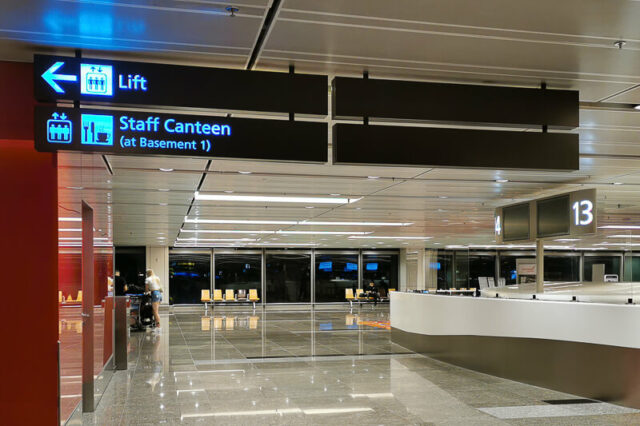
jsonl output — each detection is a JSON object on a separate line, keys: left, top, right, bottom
{"left": 42, "top": 61, "right": 78, "bottom": 94}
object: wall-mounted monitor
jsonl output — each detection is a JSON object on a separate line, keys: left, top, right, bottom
{"left": 503, "top": 203, "right": 530, "bottom": 241}
{"left": 537, "top": 195, "right": 570, "bottom": 238}
{"left": 318, "top": 261, "right": 332, "bottom": 272}
{"left": 345, "top": 262, "right": 358, "bottom": 272}
{"left": 366, "top": 263, "right": 378, "bottom": 271}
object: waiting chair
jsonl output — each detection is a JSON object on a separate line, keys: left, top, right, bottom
{"left": 58, "top": 291, "right": 63, "bottom": 303}
{"left": 76, "top": 290, "right": 82, "bottom": 303}
{"left": 213, "top": 289, "right": 223, "bottom": 309}
{"left": 345, "top": 288, "right": 356, "bottom": 308}
{"left": 224, "top": 289, "right": 235, "bottom": 302}
{"left": 249, "top": 289, "right": 260, "bottom": 309}
{"left": 201, "top": 289, "right": 212, "bottom": 314}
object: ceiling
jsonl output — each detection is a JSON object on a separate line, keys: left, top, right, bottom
{"left": 5, "top": 0, "right": 640, "bottom": 249}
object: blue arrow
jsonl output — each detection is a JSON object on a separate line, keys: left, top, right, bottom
{"left": 42, "top": 61, "right": 78, "bottom": 94}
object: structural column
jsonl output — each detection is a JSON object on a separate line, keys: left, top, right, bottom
{"left": 536, "top": 239, "right": 544, "bottom": 293}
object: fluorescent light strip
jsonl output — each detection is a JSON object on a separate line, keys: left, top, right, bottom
{"left": 595, "top": 242, "right": 640, "bottom": 247}
{"left": 277, "top": 230, "right": 372, "bottom": 235}
{"left": 195, "top": 192, "right": 361, "bottom": 204}
{"left": 176, "top": 238, "right": 258, "bottom": 242}
{"left": 301, "top": 221, "right": 413, "bottom": 226}
{"left": 185, "top": 218, "right": 412, "bottom": 227}
{"left": 349, "top": 236, "right": 431, "bottom": 240}
{"left": 59, "top": 228, "right": 82, "bottom": 232}
{"left": 607, "top": 235, "right": 640, "bottom": 238}
{"left": 180, "top": 230, "right": 275, "bottom": 234}
{"left": 350, "top": 393, "right": 394, "bottom": 398}
{"left": 186, "top": 218, "right": 297, "bottom": 225}
{"left": 58, "top": 217, "right": 81, "bottom": 222}
{"left": 599, "top": 225, "right": 640, "bottom": 229}
{"left": 181, "top": 407, "right": 372, "bottom": 420}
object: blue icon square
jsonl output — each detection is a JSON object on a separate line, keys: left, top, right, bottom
{"left": 80, "top": 64, "right": 113, "bottom": 96}
{"left": 47, "top": 112, "right": 72, "bottom": 144}
{"left": 81, "top": 114, "right": 114, "bottom": 146}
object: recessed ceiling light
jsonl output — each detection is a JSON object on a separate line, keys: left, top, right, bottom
{"left": 224, "top": 190, "right": 234, "bottom": 193}
{"left": 305, "top": 206, "right": 315, "bottom": 209}
{"left": 185, "top": 218, "right": 412, "bottom": 226}
{"left": 66, "top": 186, "right": 84, "bottom": 190}
{"left": 367, "top": 176, "right": 380, "bottom": 180}
{"left": 613, "top": 182, "right": 623, "bottom": 185}
{"left": 194, "top": 193, "right": 361, "bottom": 204}
{"left": 495, "top": 179, "right": 509, "bottom": 183}
{"left": 180, "top": 229, "right": 274, "bottom": 234}
{"left": 158, "top": 188, "right": 170, "bottom": 192}
{"left": 350, "top": 236, "right": 432, "bottom": 240}
{"left": 59, "top": 228, "right": 81, "bottom": 232}
{"left": 330, "top": 193, "right": 341, "bottom": 196}
{"left": 159, "top": 168, "right": 174, "bottom": 172}
{"left": 438, "top": 196, "right": 448, "bottom": 199}
{"left": 238, "top": 171, "right": 252, "bottom": 175}
{"left": 159, "top": 203, "right": 168, "bottom": 206}
{"left": 58, "top": 217, "right": 82, "bottom": 222}
{"left": 176, "top": 238, "right": 258, "bottom": 242}
{"left": 634, "top": 105, "right": 640, "bottom": 111}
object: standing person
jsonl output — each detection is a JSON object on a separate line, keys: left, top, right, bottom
{"left": 114, "top": 270, "right": 128, "bottom": 296}
{"left": 145, "top": 269, "right": 163, "bottom": 331}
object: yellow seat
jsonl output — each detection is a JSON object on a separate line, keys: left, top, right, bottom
{"left": 213, "top": 289, "right": 223, "bottom": 302}
{"left": 345, "top": 288, "right": 355, "bottom": 301}
{"left": 388, "top": 288, "right": 396, "bottom": 293}
{"left": 58, "top": 291, "right": 63, "bottom": 303}
{"left": 224, "top": 289, "right": 235, "bottom": 301}
{"left": 76, "top": 290, "right": 82, "bottom": 302}
{"left": 201, "top": 289, "right": 212, "bottom": 313}
{"left": 249, "top": 289, "right": 260, "bottom": 302}
{"left": 66, "top": 295, "right": 73, "bottom": 303}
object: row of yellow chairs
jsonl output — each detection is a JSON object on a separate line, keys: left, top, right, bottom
{"left": 59, "top": 291, "right": 82, "bottom": 303}
{"left": 345, "top": 288, "right": 395, "bottom": 307}
{"left": 201, "top": 289, "right": 261, "bottom": 312}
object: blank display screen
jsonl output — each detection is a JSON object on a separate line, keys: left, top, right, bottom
{"left": 503, "top": 203, "right": 530, "bottom": 241}
{"left": 537, "top": 195, "right": 569, "bottom": 238}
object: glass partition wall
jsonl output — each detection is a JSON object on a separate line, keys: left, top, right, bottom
{"left": 265, "top": 252, "right": 311, "bottom": 303}
{"left": 315, "top": 252, "right": 359, "bottom": 303}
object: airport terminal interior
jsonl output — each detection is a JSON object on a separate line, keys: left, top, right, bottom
{"left": 6, "top": 1, "right": 640, "bottom": 425}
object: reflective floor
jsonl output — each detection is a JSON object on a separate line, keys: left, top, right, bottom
{"left": 75, "top": 307, "right": 640, "bottom": 425}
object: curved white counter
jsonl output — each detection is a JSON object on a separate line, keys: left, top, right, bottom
{"left": 390, "top": 292, "right": 640, "bottom": 407}
{"left": 390, "top": 291, "right": 640, "bottom": 349}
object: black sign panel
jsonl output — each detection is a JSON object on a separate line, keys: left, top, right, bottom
{"left": 35, "top": 106, "right": 328, "bottom": 162}
{"left": 332, "top": 77, "right": 578, "bottom": 129}
{"left": 332, "top": 123, "right": 579, "bottom": 170}
{"left": 33, "top": 55, "right": 327, "bottom": 115}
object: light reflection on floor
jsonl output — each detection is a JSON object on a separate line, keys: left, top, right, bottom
{"left": 75, "top": 307, "right": 640, "bottom": 425}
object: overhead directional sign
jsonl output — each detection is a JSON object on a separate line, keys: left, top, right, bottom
{"left": 34, "top": 106, "right": 328, "bottom": 162}
{"left": 495, "top": 189, "right": 597, "bottom": 243}
{"left": 34, "top": 55, "right": 328, "bottom": 115}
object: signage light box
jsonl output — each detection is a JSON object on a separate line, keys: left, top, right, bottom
{"left": 35, "top": 106, "right": 328, "bottom": 163}
{"left": 34, "top": 55, "right": 328, "bottom": 115}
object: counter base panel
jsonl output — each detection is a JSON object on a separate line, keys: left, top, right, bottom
{"left": 391, "top": 327, "right": 640, "bottom": 409}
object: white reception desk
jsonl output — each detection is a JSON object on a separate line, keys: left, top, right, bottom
{"left": 390, "top": 292, "right": 640, "bottom": 407}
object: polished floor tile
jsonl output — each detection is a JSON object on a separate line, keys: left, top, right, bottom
{"left": 75, "top": 307, "right": 640, "bottom": 425}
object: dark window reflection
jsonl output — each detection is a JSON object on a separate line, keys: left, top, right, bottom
{"left": 435, "top": 254, "right": 453, "bottom": 289}
{"left": 266, "top": 253, "right": 311, "bottom": 303}
{"left": 315, "top": 254, "right": 358, "bottom": 302}
{"left": 215, "top": 253, "right": 262, "bottom": 298}
{"left": 468, "top": 255, "right": 496, "bottom": 288}
{"left": 169, "top": 253, "right": 211, "bottom": 304}
{"left": 544, "top": 256, "right": 579, "bottom": 281}
{"left": 362, "top": 254, "right": 398, "bottom": 297}
{"left": 584, "top": 256, "right": 620, "bottom": 281}
{"left": 499, "top": 256, "right": 520, "bottom": 285}
{"left": 455, "top": 252, "right": 469, "bottom": 288}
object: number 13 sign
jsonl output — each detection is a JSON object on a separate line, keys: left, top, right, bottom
{"left": 570, "top": 189, "right": 596, "bottom": 235}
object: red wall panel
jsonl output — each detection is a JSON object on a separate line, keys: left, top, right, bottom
{"left": 0, "top": 61, "right": 59, "bottom": 425}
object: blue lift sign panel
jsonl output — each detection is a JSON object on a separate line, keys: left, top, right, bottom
{"left": 34, "top": 106, "right": 327, "bottom": 163}
{"left": 33, "top": 55, "right": 327, "bottom": 115}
